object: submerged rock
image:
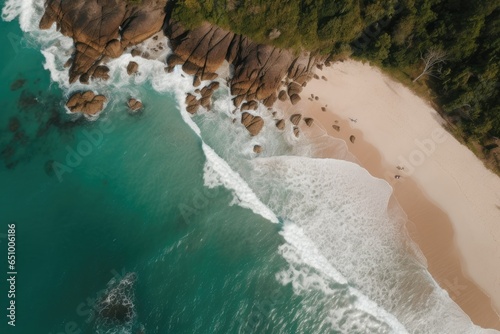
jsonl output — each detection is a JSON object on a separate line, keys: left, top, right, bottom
{"left": 10, "top": 79, "right": 26, "bottom": 91}
{"left": 350, "top": 135, "right": 356, "bottom": 143}
{"left": 253, "top": 145, "right": 263, "bottom": 153}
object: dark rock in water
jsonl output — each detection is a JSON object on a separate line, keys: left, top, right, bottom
{"left": 10, "top": 78, "right": 26, "bottom": 91}
{"left": 66, "top": 91, "right": 107, "bottom": 116}
{"left": 321, "top": 107, "right": 326, "bottom": 112}
{"left": 44, "top": 160, "right": 55, "bottom": 176}
{"left": 241, "top": 112, "right": 264, "bottom": 136}
{"left": 127, "top": 61, "right": 139, "bottom": 75}
{"left": 350, "top": 135, "right": 356, "bottom": 143}
{"left": 8, "top": 117, "right": 21, "bottom": 132}
{"left": 13, "top": 130, "right": 29, "bottom": 145}
{"left": 290, "top": 114, "right": 302, "bottom": 126}
{"left": 332, "top": 125, "right": 340, "bottom": 132}
{"left": 1, "top": 145, "right": 15, "bottom": 160}
{"left": 275, "top": 119, "right": 285, "bottom": 130}
{"left": 253, "top": 145, "right": 262, "bottom": 153}
{"left": 293, "top": 126, "right": 300, "bottom": 138}
{"left": 18, "top": 90, "right": 38, "bottom": 109}
{"left": 96, "top": 272, "right": 137, "bottom": 326}
{"left": 99, "top": 303, "right": 130, "bottom": 323}
{"left": 127, "top": 98, "right": 143, "bottom": 111}
{"left": 304, "top": 117, "right": 314, "bottom": 127}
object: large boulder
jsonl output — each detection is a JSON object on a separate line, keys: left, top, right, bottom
{"left": 39, "top": 0, "right": 167, "bottom": 83}
{"left": 165, "top": 21, "right": 325, "bottom": 110}
{"left": 127, "top": 62, "right": 139, "bottom": 75}
{"left": 66, "top": 91, "right": 106, "bottom": 116}
{"left": 304, "top": 117, "right": 314, "bottom": 127}
{"left": 290, "top": 94, "right": 301, "bottom": 105}
{"left": 241, "top": 112, "right": 264, "bottom": 136}
{"left": 127, "top": 98, "right": 143, "bottom": 111}
{"left": 290, "top": 114, "right": 302, "bottom": 126}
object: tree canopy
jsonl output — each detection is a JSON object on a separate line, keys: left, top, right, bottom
{"left": 172, "top": 0, "right": 500, "bottom": 151}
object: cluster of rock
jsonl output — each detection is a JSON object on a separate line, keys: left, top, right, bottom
{"left": 39, "top": 0, "right": 168, "bottom": 83}
{"left": 40, "top": 0, "right": 325, "bottom": 150}
{"left": 65, "top": 91, "right": 106, "bottom": 116}
{"left": 165, "top": 21, "right": 324, "bottom": 111}
{"left": 185, "top": 82, "right": 220, "bottom": 114}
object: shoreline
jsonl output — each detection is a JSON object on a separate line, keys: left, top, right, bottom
{"left": 286, "top": 60, "right": 500, "bottom": 330}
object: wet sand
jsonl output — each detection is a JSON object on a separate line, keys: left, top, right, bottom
{"left": 279, "top": 60, "right": 500, "bottom": 330}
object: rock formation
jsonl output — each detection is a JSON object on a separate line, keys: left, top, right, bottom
{"left": 290, "top": 114, "right": 302, "bottom": 126}
{"left": 127, "top": 61, "right": 139, "bottom": 75}
{"left": 39, "top": 0, "right": 324, "bottom": 140}
{"left": 66, "top": 91, "right": 106, "bottom": 115}
{"left": 127, "top": 98, "right": 143, "bottom": 111}
{"left": 39, "top": 0, "right": 167, "bottom": 83}
{"left": 241, "top": 112, "right": 264, "bottom": 136}
{"left": 165, "top": 21, "right": 324, "bottom": 110}
{"left": 275, "top": 119, "right": 285, "bottom": 130}
{"left": 304, "top": 117, "right": 314, "bottom": 127}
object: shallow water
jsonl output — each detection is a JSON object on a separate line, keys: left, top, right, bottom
{"left": 0, "top": 1, "right": 498, "bottom": 333}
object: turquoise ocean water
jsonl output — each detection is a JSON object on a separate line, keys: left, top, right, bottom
{"left": 1, "top": 1, "right": 498, "bottom": 334}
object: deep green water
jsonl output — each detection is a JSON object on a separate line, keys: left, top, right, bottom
{"left": 3, "top": 2, "right": 499, "bottom": 333}
{"left": 0, "top": 17, "right": 310, "bottom": 334}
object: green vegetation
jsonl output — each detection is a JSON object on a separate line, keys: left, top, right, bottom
{"left": 172, "top": 0, "right": 500, "bottom": 172}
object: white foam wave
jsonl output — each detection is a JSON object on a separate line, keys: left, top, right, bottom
{"left": 251, "top": 156, "right": 494, "bottom": 333}
{"left": 5, "top": 1, "right": 499, "bottom": 332}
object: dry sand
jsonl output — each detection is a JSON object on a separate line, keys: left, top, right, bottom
{"left": 280, "top": 60, "right": 500, "bottom": 330}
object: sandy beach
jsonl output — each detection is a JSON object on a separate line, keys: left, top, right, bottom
{"left": 282, "top": 60, "right": 500, "bottom": 329}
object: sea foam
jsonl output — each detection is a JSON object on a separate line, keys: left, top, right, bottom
{"left": 4, "top": 1, "right": 499, "bottom": 333}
